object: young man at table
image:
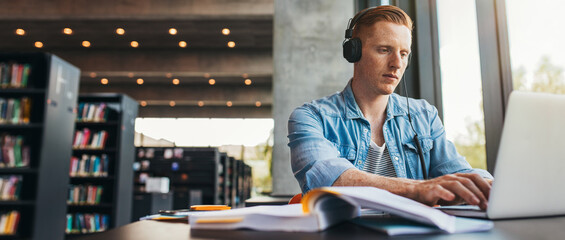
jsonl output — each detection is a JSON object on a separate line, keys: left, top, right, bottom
{"left": 287, "top": 5, "right": 493, "bottom": 209}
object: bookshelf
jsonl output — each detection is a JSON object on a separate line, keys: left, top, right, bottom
{"left": 66, "top": 94, "right": 137, "bottom": 237}
{"left": 133, "top": 147, "right": 254, "bottom": 211}
{"left": 0, "top": 52, "right": 80, "bottom": 240}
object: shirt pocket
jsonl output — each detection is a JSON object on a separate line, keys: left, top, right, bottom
{"left": 403, "top": 137, "right": 434, "bottom": 155}
{"left": 336, "top": 145, "right": 357, "bottom": 162}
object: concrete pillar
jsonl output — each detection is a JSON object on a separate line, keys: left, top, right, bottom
{"left": 272, "top": 0, "right": 354, "bottom": 195}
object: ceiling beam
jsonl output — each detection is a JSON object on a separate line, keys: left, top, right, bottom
{"left": 138, "top": 105, "right": 271, "bottom": 118}
{"left": 0, "top": 0, "right": 274, "bottom": 19}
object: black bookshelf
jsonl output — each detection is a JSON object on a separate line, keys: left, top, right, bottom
{"left": 66, "top": 93, "right": 137, "bottom": 237}
{"left": 0, "top": 52, "right": 80, "bottom": 240}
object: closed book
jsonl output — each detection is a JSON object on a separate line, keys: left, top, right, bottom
{"left": 21, "top": 64, "right": 30, "bottom": 88}
{"left": 20, "top": 97, "right": 31, "bottom": 124}
{"left": 13, "top": 136, "right": 22, "bottom": 167}
{"left": 10, "top": 211, "right": 20, "bottom": 234}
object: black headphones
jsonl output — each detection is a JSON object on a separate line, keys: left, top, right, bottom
{"left": 343, "top": 7, "right": 376, "bottom": 63}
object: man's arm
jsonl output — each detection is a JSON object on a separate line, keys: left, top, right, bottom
{"left": 333, "top": 168, "right": 491, "bottom": 210}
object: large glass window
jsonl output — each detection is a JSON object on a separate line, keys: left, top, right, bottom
{"left": 506, "top": 0, "right": 565, "bottom": 94}
{"left": 437, "top": 0, "right": 487, "bottom": 169}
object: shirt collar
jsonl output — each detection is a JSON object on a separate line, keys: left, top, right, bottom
{"left": 342, "top": 79, "right": 407, "bottom": 120}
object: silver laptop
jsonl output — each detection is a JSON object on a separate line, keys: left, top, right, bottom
{"left": 439, "top": 91, "right": 565, "bottom": 219}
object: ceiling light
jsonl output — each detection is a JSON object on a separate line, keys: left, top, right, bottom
{"left": 255, "top": 101, "right": 262, "bottom": 107}
{"left": 197, "top": 101, "right": 204, "bottom": 107}
{"left": 82, "top": 41, "right": 91, "bottom": 48}
{"left": 101, "top": 78, "right": 108, "bottom": 85}
{"left": 222, "top": 28, "right": 230, "bottom": 35}
{"left": 203, "top": 73, "right": 211, "bottom": 78}
{"left": 165, "top": 73, "right": 173, "bottom": 78}
{"left": 227, "top": 41, "right": 236, "bottom": 48}
{"left": 172, "top": 78, "right": 180, "bottom": 85}
{"left": 63, "top": 28, "right": 73, "bottom": 35}
{"left": 130, "top": 41, "right": 139, "bottom": 48}
{"left": 128, "top": 72, "right": 134, "bottom": 78}
{"left": 226, "top": 101, "right": 233, "bottom": 107}
{"left": 116, "top": 28, "right": 125, "bottom": 35}
{"left": 179, "top": 41, "right": 187, "bottom": 48}
{"left": 208, "top": 79, "right": 216, "bottom": 85}
{"left": 34, "top": 41, "right": 43, "bottom": 48}
{"left": 244, "top": 79, "right": 252, "bottom": 85}
{"left": 137, "top": 78, "right": 144, "bottom": 85}
{"left": 15, "top": 29, "right": 25, "bottom": 36}
{"left": 89, "top": 72, "right": 97, "bottom": 78}
{"left": 169, "top": 101, "right": 176, "bottom": 107}
{"left": 169, "top": 28, "right": 177, "bottom": 35}
{"left": 242, "top": 73, "right": 248, "bottom": 78}
{"left": 140, "top": 101, "right": 147, "bottom": 107}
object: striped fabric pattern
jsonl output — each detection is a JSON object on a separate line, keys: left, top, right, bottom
{"left": 363, "top": 141, "right": 397, "bottom": 177}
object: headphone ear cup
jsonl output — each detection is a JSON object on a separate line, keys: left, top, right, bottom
{"left": 343, "top": 38, "right": 362, "bottom": 63}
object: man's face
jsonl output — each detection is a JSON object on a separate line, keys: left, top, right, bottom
{"left": 354, "top": 21, "right": 412, "bottom": 96}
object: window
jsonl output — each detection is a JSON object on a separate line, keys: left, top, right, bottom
{"left": 437, "top": 0, "right": 487, "bottom": 169}
{"left": 506, "top": 0, "right": 565, "bottom": 94}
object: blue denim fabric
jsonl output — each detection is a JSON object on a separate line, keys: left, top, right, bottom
{"left": 288, "top": 80, "right": 493, "bottom": 193}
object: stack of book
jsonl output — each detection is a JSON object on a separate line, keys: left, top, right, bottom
{"left": 69, "top": 154, "right": 109, "bottom": 177}
{"left": 67, "top": 184, "right": 104, "bottom": 205}
{"left": 0, "top": 63, "right": 31, "bottom": 88}
{"left": 76, "top": 103, "right": 108, "bottom": 123}
{"left": 0, "top": 135, "right": 30, "bottom": 168}
{"left": 0, "top": 175, "right": 22, "bottom": 200}
{"left": 0, "top": 97, "right": 31, "bottom": 124}
{"left": 65, "top": 213, "right": 109, "bottom": 234}
{"left": 72, "top": 129, "right": 108, "bottom": 149}
{"left": 0, "top": 210, "right": 20, "bottom": 235}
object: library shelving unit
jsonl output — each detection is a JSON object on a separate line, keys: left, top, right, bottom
{"left": 135, "top": 147, "right": 252, "bottom": 210}
{"left": 66, "top": 93, "right": 137, "bottom": 238}
{"left": 0, "top": 52, "right": 80, "bottom": 240}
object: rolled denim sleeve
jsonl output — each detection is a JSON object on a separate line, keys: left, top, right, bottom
{"left": 427, "top": 105, "right": 493, "bottom": 179}
{"left": 287, "top": 105, "right": 355, "bottom": 193}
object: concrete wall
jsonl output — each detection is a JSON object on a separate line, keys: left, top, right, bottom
{"left": 272, "top": 0, "right": 354, "bottom": 195}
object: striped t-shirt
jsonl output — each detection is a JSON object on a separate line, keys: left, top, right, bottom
{"left": 362, "top": 141, "right": 397, "bottom": 177}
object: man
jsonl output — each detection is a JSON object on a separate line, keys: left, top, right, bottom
{"left": 287, "top": 5, "right": 493, "bottom": 210}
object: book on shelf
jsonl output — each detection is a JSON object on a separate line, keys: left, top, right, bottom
{"left": 0, "top": 97, "right": 31, "bottom": 125}
{"left": 0, "top": 62, "right": 31, "bottom": 89}
{"left": 69, "top": 154, "right": 109, "bottom": 177}
{"left": 0, "top": 135, "right": 30, "bottom": 168}
{"left": 66, "top": 213, "right": 109, "bottom": 234}
{"left": 0, "top": 175, "right": 22, "bottom": 201}
{"left": 68, "top": 184, "right": 104, "bottom": 205}
{"left": 77, "top": 103, "right": 108, "bottom": 123}
{"left": 0, "top": 210, "right": 20, "bottom": 235}
{"left": 72, "top": 128, "right": 108, "bottom": 149}
{"left": 189, "top": 186, "right": 493, "bottom": 235}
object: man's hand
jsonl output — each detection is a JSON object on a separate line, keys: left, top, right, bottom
{"left": 409, "top": 173, "right": 491, "bottom": 210}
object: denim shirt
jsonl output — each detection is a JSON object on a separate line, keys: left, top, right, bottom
{"left": 288, "top": 81, "right": 493, "bottom": 193}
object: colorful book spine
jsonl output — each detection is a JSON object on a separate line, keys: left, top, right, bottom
{"left": 0, "top": 62, "right": 31, "bottom": 89}
{"left": 0, "top": 97, "right": 31, "bottom": 124}
{"left": 69, "top": 154, "right": 109, "bottom": 177}
{"left": 67, "top": 184, "right": 104, "bottom": 205}
{"left": 65, "top": 213, "right": 109, "bottom": 234}
{"left": 0, "top": 175, "right": 23, "bottom": 201}
{"left": 76, "top": 103, "right": 109, "bottom": 122}
{"left": 0, "top": 210, "right": 20, "bottom": 235}
{"left": 0, "top": 134, "right": 30, "bottom": 168}
{"left": 72, "top": 129, "right": 109, "bottom": 149}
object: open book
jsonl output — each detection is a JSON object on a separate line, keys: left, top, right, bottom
{"left": 189, "top": 186, "right": 493, "bottom": 234}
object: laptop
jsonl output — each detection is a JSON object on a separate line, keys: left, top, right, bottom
{"left": 439, "top": 91, "right": 565, "bottom": 219}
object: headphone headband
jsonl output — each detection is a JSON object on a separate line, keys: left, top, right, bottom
{"left": 345, "top": 7, "right": 377, "bottom": 39}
